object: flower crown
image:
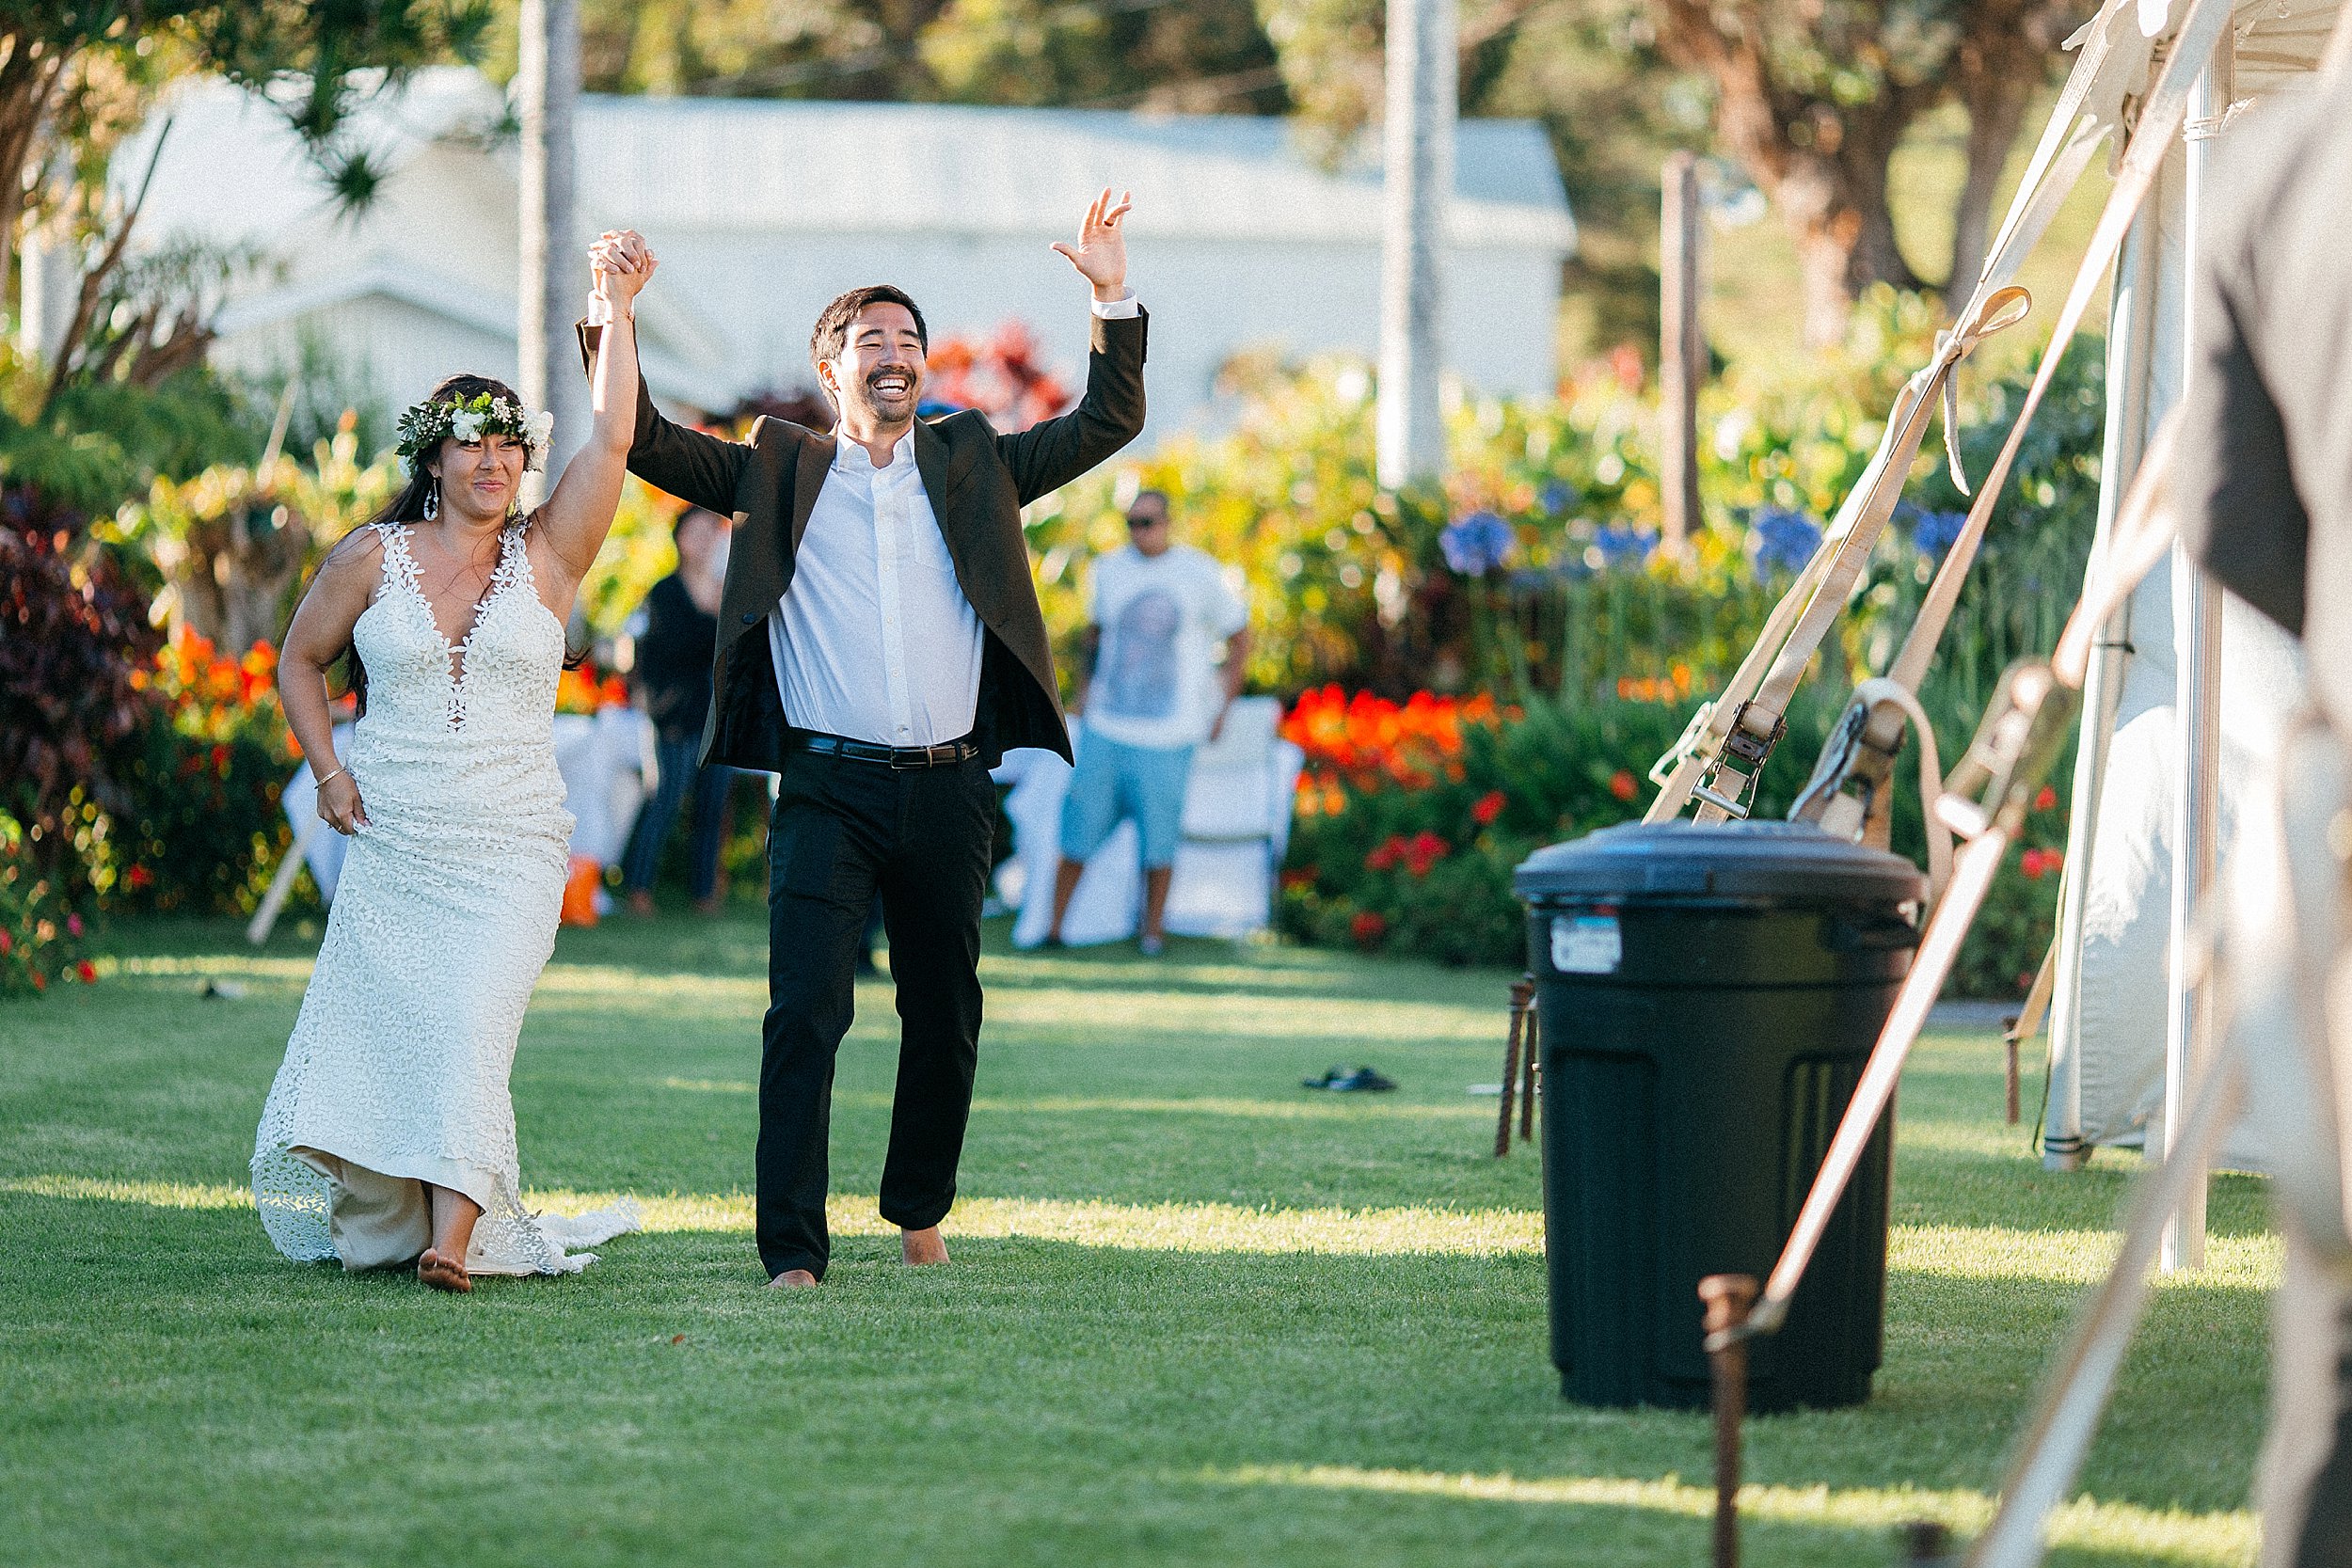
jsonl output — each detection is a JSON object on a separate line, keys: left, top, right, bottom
{"left": 396, "top": 391, "right": 556, "bottom": 472}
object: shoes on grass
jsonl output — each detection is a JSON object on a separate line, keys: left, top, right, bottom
{"left": 1137, "top": 934, "right": 1165, "bottom": 957}
{"left": 1301, "top": 1064, "right": 1398, "bottom": 1093}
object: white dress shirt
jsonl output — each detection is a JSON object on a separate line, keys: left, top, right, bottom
{"left": 767, "top": 292, "right": 1142, "bottom": 748}
{"left": 769, "top": 430, "right": 982, "bottom": 746}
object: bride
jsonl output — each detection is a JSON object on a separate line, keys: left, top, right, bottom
{"left": 253, "top": 233, "right": 658, "bottom": 1291}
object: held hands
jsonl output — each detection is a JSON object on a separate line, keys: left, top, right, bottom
{"left": 589, "top": 230, "right": 659, "bottom": 316}
{"left": 1051, "top": 188, "right": 1132, "bottom": 300}
{"left": 318, "top": 770, "right": 369, "bottom": 836}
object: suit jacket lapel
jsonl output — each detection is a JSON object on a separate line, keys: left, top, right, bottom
{"left": 789, "top": 427, "right": 832, "bottom": 552}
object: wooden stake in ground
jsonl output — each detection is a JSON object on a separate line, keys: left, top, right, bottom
{"left": 1700, "top": 1273, "right": 1759, "bottom": 1568}
{"left": 1661, "top": 151, "right": 1703, "bottom": 555}
{"left": 1496, "top": 974, "right": 1534, "bottom": 1156}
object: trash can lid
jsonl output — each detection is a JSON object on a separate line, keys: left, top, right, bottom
{"left": 1514, "top": 819, "right": 1925, "bottom": 903}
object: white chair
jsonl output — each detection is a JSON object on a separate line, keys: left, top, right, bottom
{"left": 994, "top": 695, "right": 1305, "bottom": 947}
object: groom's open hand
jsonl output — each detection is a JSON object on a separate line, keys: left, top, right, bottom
{"left": 1052, "top": 188, "right": 1132, "bottom": 301}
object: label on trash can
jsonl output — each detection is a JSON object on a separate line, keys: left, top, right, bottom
{"left": 1550, "top": 913, "right": 1622, "bottom": 974}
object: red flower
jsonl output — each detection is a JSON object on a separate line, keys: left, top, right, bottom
{"left": 126, "top": 864, "right": 155, "bottom": 891}
{"left": 1471, "top": 790, "right": 1505, "bottom": 826}
{"left": 1279, "top": 868, "right": 1314, "bottom": 890}
{"left": 1402, "top": 830, "right": 1451, "bottom": 877}
{"left": 2020, "top": 847, "right": 2063, "bottom": 880}
{"left": 2033, "top": 785, "right": 2058, "bottom": 813}
{"left": 1609, "top": 769, "right": 1639, "bottom": 802}
{"left": 1365, "top": 835, "right": 1406, "bottom": 873}
{"left": 75, "top": 960, "right": 97, "bottom": 984}
{"left": 1350, "top": 911, "right": 1388, "bottom": 948}
{"left": 0, "top": 929, "right": 11, "bottom": 955}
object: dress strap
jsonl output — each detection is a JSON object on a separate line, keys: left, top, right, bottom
{"left": 370, "top": 521, "right": 422, "bottom": 601}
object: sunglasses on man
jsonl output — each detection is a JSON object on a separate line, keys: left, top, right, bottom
{"left": 1125, "top": 511, "right": 1168, "bottom": 531}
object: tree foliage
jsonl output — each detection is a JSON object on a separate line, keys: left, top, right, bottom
{"left": 559, "top": 0, "right": 1287, "bottom": 112}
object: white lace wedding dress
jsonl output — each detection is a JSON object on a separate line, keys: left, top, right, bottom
{"left": 252, "top": 517, "right": 639, "bottom": 1275}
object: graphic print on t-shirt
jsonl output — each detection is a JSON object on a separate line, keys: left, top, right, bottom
{"left": 1100, "top": 588, "right": 1183, "bottom": 721}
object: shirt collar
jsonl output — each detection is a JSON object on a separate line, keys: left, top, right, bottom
{"left": 832, "top": 428, "right": 914, "bottom": 474}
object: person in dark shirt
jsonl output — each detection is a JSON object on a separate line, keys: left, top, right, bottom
{"left": 2177, "top": 67, "right": 2352, "bottom": 1568}
{"left": 622, "top": 507, "right": 734, "bottom": 913}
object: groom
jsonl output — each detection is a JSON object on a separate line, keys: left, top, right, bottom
{"left": 580, "top": 192, "right": 1146, "bottom": 1286}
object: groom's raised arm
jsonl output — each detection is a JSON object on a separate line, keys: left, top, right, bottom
{"left": 995, "top": 307, "right": 1147, "bottom": 507}
{"left": 576, "top": 316, "right": 748, "bottom": 517}
{"left": 996, "top": 188, "right": 1148, "bottom": 505}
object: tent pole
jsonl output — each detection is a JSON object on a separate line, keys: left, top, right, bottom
{"left": 2043, "top": 179, "right": 2164, "bottom": 1171}
{"left": 2159, "top": 30, "right": 2233, "bottom": 1275}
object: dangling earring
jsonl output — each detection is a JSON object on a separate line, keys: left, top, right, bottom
{"left": 422, "top": 477, "right": 439, "bottom": 521}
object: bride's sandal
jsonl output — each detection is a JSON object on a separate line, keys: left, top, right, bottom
{"left": 417, "top": 1247, "right": 473, "bottom": 1293}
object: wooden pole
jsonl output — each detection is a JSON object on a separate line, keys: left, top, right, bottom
{"left": 1661, "top": 151, "right": 1702, "bottom": 554}
{"left": 517, "top": 0, "right": 582, "bottom": 504}
{"left": 1699, "top": 1274, "right": 1758, "bottom": 1568}
{"left": 1495, "top": 976, "right": 1526, "bottom": 1157}
{"left": 1375, "top": 0, "right": 1455, "bottom": 488}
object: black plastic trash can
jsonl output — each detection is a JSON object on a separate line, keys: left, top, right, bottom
{"left": 1513, "top": 818, "right": 1924, "bottom": 1412}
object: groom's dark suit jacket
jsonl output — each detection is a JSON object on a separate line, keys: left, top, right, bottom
{"left": 580, "top": 309, "right": 1147, "bottom": 771}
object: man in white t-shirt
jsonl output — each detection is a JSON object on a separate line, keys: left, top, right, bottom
{"left": 1043, "top": 489, "right": 1249, "bottom": 954}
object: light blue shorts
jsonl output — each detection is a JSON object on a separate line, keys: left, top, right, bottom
{"left": 1059, "top": 734, "right": 1196, "bottom": 870}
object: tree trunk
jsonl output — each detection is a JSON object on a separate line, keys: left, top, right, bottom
{"left": 1947, "top": 23, "right": 2043, "bottom": 296}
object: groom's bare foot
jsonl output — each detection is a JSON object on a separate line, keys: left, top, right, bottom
{"left": 766, "top": 1268, "right": 818, "bottom": 1289}
{"left": 901, "top": 1227, "right": 948, "bottom": 1266}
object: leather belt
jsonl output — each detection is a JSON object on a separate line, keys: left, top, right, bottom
{"left": 794, "top": 732, "right": 978, "bottom": 769}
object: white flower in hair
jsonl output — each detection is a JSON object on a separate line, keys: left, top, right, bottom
{"left": 526, "top": 409, "right": 555, "bottom": 449}
{"left": 450, "top": 408, "right": 485, "bottom": 442}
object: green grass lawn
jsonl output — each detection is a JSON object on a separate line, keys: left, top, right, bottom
{"left": 1, "top": 912, "right": 2271, "bottom": 1566}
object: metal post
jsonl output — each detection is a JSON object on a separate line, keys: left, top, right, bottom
{"left": 517, "top": 0, "right": 583, "bottom": 505}
{"left": 1660, "top": 151, "right": 1703, "bottom": 554}
{"left": 2159, "top": 30, "right": 2232, "bottom": 1275}
{"left": 1375, "top": 0, "right": 1454, "bottom": 489}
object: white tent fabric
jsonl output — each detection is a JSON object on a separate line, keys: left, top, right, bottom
{"left": 2041, "top": 0, "right": 2339, "bottom": 1173}
{"left": 994, "top": 696, "right": 1305, "bottom": 946}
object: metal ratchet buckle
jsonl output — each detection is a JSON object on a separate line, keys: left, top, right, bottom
{"left": 1935, "top": 659, "right": 2080, "bottom": 840}
{"left": 1691, "top": 702, "right": 1787, "bottom": 819}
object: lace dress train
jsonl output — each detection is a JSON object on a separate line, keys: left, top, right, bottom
{"left": 252, "top": 519, "right": 638, "bottom": 1275}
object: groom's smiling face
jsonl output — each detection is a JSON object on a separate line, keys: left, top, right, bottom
{"left": 822, "top": 303, "right": 927, "bottom": 430}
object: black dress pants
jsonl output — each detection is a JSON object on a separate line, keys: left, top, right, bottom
{"left": 756, "top": 747, "right": 995, "bottom": 1280}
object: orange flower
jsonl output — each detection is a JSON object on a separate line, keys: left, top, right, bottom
{"left": 1609, "top": 769, "right": 1639, "bottom": 802}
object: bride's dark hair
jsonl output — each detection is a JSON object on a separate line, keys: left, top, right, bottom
{"left": 317, "top": 372, "right": 576, "bottom": 716}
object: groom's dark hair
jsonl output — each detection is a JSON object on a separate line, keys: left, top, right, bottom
{"left": 809, "top": 285, "right": 929, "bottom": 380}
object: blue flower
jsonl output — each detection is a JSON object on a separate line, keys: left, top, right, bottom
{"left": 1908, "top": 506, "right": 1968, "bottom": 561}
{"left": 1540, "top": 480, "right": 1580, "bottom": 516}
{"left": 1439, "top": 510, "right": 1517, "bottom": 576}
{"left": 1592, "top": 523, "right": 1658, "bottom": 570}
{"left": 1749, "top": 506, "right": 1824, "bottom": 575}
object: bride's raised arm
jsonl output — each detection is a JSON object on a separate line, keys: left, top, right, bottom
{"left": 537, "top": 230, "right": 657, "bottom": 590}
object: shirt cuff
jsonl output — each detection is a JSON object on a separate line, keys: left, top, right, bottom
{"left": 1090, "top": 291, "right": 1141, "bottom": 320}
